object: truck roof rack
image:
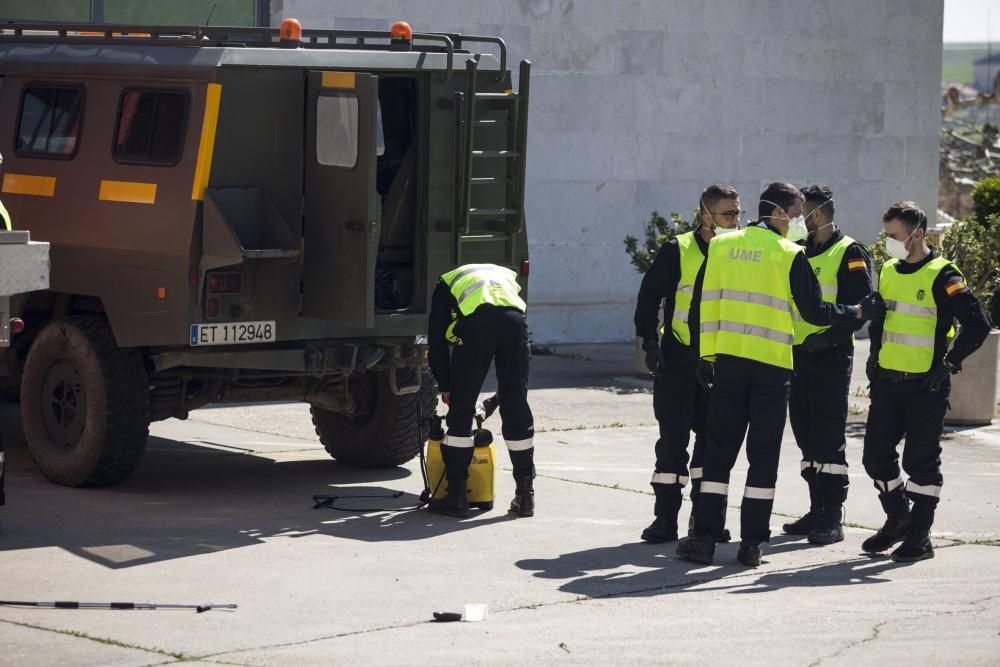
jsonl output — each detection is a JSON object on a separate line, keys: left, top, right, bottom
{"left": 0, "top": 23, "right": 508, "bottom": 80}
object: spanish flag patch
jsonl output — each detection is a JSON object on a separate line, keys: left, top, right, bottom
{"left": 847, "top": 258, "right": 867, "bottom": 272}
{"left": 945, "top": 277, "right": 968, "bottom": 297}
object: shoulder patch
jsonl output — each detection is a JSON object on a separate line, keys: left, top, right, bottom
{"left": 847, "top": 258, "right": 867, "bottom": 272}
{"left": 944, "top": 276, "right": 968, "bottom": 297}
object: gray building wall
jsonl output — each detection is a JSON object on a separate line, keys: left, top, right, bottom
{"left": 273, "top": 0, "right": 944, "bottom": 343}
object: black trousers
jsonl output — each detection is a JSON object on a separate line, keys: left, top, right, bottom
{"left": 789, "top": 343, "right": 852, "bottom": 499}
{"left": 863, "top": 376, "right": 948, "bottom": 530}
{"left": 445, "top": 307, "right": 534, "bottom": 478}
{"left": 694, "top": 355, "right": 791, "bottom": 542}
{"left": 0, "top": 432, "right": 5, "bottom": 506}
{"left": 652, "top": 342, "right": 707, "bottom": 490}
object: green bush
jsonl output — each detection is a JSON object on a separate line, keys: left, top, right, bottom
{"left": 942, "top": 213, "right": 1000, "bottom": 325}
{"left": 623, "top": 210, "right": 697, "bottom": 274}
{"left": 972, "top": 175, "right": 1000, "bottom": 222}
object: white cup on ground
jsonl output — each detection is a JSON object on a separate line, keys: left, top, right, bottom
{"left": 462, "top": 603, "right": 488, "bottom": 622}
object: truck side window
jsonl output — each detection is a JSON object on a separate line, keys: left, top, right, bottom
{"left": 114, "top": 89, "right": 189, "bottom": 165}
{"left": 16, "top": 85, "right": 85, "bottom": 158}
{"left": 316, "top": 92, "right": 358, "bottom": 168}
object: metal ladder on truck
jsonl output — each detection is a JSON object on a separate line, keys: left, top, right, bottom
{"left": 452, "top": 52, "right": 531, "bottom": 265}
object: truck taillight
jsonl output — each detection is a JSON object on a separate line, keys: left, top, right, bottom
{"left": 207, "top": 272, "right": 242, "bottom": 294}
{"left": 206, "top": 297, "right": 221, "bottom": 318}
{"left": 520, "top": 260, "right": 529, "bottom": 277}
{"left": 9, "top": 318, "right": 24, "bottom": 334}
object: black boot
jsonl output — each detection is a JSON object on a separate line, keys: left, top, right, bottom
{"left": 737, "top": 540, "right": 762, "bottom": 567}
{"left": 688, "top": 486, "right": 731, "bottom": 543}
{"left": 642, "top": 484, "right": 681, "bottom": 543}
{"left": 891, "top": 528, "right": 934, "bottom": 562}
{"left": 676, "top": 534, "right": 715, "bottom": 565}
{"left": 509, "top": 476, "right": 534, "bottom": 517}
{"left": 428, "top": 444, "right": 472, "bottom": 518}
{"left": 891, "top": 497, "right": 936, "bottom": 562}
{"left": 783, "top": 469, "right": 822, "bottom": 535}
{"left": 808, "top": 482, "right": 847, "bottom": 545}
{"left": 508, "top": 450, "right": 535, "bottom": 518}
{"left": 862, "top": 488, "right": 910, "bottom": 554}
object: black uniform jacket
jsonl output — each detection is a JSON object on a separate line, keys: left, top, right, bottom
{"left": 797, "top": 229, "right": 874, "bottom": 350}
{"left": 869, "top": 249, "right": 991, "bottom": 370}
{"left": 633, "top": 227, "right": 710, "bottom": 354}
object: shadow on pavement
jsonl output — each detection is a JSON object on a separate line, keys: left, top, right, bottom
{"left": 516, "top": 536, "right": 910, "bottom": 598}
{"left": 0, "top": 429, "right": 512, "bottom": 570}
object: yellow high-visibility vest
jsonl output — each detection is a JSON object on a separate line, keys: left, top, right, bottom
{"left": 792, "top": 235, "right": 857, "bottom": 345}
{"left": 878, "top": 256, "right": 954, "bottom": 373}
{"left": 666, "top": 231, "right": 704, "bottom": 346}
{"left": 700, "top": 225, "right": 800, "bottom": 370}
{"left": 0, "top": 199, "right": 10, "bottom": 231}
{"left": 441, "top": 264, "right": 526, "bottom": 343}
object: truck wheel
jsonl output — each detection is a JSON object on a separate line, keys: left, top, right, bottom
{"left": 312, "top": 368, "right": 436, "bottom": 467}
{"left": 21, "top": 316, "right": 150, "bottom": 487}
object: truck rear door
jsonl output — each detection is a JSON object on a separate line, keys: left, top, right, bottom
{"left": 302, "top": 70, "right": 380, "bottom": 327}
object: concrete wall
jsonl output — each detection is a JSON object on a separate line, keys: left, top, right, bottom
{"left": 273, "top": 0, "right": 945, "bottom": 343}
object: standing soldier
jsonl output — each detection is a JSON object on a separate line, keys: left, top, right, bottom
{"left": 634, "top": 183, "right": 742, "bottom": 543}
{"left": 426, "top": 263, "right": 535, "bottom": 519}
{"left": 783, "top": 185, "right": 873, "bottom": 545}
{"left": 862, "top": 202, "right": 989, "bottom": 562}
{"left": 676, "top": 182, "right": 884, "bottom": 567}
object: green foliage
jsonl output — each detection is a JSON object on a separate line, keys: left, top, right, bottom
{"left": 942, "top": 213, "right": 1000, "bottom": 324}
{"left": 972, "top": 176, "right": 1000, "bottom": 222}
{"left": 623, "top": 210, "right": 698, "bottom": 274}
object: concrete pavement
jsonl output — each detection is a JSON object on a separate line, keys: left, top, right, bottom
{"left": 0, "top": 342, "right": 998, "bottom": 665}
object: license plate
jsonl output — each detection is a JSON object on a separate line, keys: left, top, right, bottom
{"left": 190, "top": 321, "right": 276, "bottom": 346}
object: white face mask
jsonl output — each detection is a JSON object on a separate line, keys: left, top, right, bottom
{"left": 713, "top": 225, "right": 740, "bottom": 237}
{"left": 785, "top": 215, "right": 808, "bottom": 242}
{"left": 760, "top": 199, "right": 807, "bottom": 241}
{"left": 886, "top": 227, "right": 918, "bottom": 260}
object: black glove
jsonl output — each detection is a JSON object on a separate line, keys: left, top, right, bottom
{"left": 802, "top": 332, "right": 830, "bottom": 353}
{"left": 856, "top": 292, "right": 887, "bottom": 322}
{"left": 696, "top": 359, "right": 715, "bottom": 390}
{"left": 642, "top": 340, "right": 663, "bottom": 376}
{"left": 921, "top": 360, "right": 957, "bottom": 392}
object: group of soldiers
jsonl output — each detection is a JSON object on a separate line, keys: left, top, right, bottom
{"left": 638, "top": 182, "right": 990, "bottom": 566}
{"left": 422, "top": 181, "right": 990, "bottom": 568}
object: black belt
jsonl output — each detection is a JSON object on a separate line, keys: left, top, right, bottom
{"left": 877, "top": 369, "right": 927, "bottom": 383}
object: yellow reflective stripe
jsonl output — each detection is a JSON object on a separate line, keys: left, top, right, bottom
{"left": 2, "top": 173, "right": 56, "bottom": 197}
{"left": 191, "top": 82, "right": 222, "bottom": 201}
{"left": 820, "top": 284, "right": 837, "bottom": 299}
{"left": 444, "top": 263, "right": 498, "bottom": 286}
{"left": 672, "top": 308, "right": 689, "bottom": 324}
{"left": 701, "top": 320, "right": 794, "bottom": 345}
{"left": 457, "top": 279, "right": 489, "bottom": 305}
{"left": 99, "top": 180, "right": 157, "bottom": 204}
{"left": 701, "top": 288, "right": 790, "bottom": 313}
{"left": 885, "top": 300, "right": 937, "bottom": 318}
{"left": 676, "top": 284, "right": 695, "bottom": 294}
{"left": 883, "top": 331, "right": 935, "bottom": 347}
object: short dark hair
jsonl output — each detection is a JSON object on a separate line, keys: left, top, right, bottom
{"left": 700, "top": 183, "right": 740, "bottom": 211}
{"left": 801, "top": 184, "right": 835, "bottom": 220}
{"left": 758, "top": 182, "right": 803, "bottom": 220}
{"left": 882, "top": 201, "right": 927, "bottom": 231}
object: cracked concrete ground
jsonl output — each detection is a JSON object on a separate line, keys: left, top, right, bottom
{"left": 0, "top": 341, "right": 998, "bottom": 665}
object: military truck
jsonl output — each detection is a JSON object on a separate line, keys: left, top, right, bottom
{"left": 0, "top": 20, "right": 530, "bottom": 487}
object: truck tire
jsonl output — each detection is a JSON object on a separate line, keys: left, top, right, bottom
{"left": 312, "top": 368, "right": 436, "bottom": 467}
{"left": 21, "top": 316, "right": 150, "bottom": 487}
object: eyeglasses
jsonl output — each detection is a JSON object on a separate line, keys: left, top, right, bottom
{"left": 710, "top": 210, "right": 745, "bottom": 221}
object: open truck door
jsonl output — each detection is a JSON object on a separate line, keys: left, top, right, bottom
{"left": 302, "top": 70, "right": 380, "bottom": 327}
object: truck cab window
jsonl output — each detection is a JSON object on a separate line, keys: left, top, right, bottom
{"left": 16, "top": 86, "right": 84, "bottom": 158}
{"left": 316, "top": 92, "right": 358, "bottom": 168}
{"left": 114, "top": 89, "right": 189, "bottom": 165}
